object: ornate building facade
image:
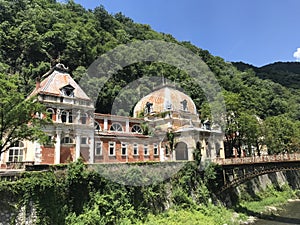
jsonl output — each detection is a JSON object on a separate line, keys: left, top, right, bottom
{"left": 0, "top": 64, "right": 225, "bottom": 168}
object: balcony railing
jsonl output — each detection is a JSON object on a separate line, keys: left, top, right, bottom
{"left": 6, "top": 161, "right": 34, "bottom": 170}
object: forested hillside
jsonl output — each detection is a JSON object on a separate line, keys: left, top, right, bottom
{"left": 1, "top": 0, "right": 300, "bottom": 156}
{"left": 233, "top": 61, "right": 300, "bottom": 89}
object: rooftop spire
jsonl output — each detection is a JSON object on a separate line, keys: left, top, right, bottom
{"left": 54, "top": 63, "right": 69, "bottom": 72}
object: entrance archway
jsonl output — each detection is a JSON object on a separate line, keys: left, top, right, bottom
{"left": 175, "top": 142, "right": 188, "bottom": 160}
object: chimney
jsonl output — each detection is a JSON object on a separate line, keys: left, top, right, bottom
{"left": 36, "top": 76, "right": 41, "bottom": 89}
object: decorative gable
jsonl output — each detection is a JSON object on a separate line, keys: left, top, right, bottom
{"left": 29, "top": 64, "right": 91, "bottom": 101}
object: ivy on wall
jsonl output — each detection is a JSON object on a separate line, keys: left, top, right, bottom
{"left": 0, "top": 159, "right": 222, "bottom": 225}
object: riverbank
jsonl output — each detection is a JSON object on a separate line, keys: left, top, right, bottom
{"left": 139, "top": 204, "right": 242, "bottom": 225}
{"left": 241, "top": 199, "right": 300, "bottom": 225}
{"left": 138, "top": 184, "right": 300, "bottom": 225}
{"left": 254, "top": 199, "right": 300, "bottom": 225}
{"left": 235, "top": 184, "right": 300, "bottom": 224}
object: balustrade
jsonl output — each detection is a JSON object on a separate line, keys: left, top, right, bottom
{"left": 213, "top": 153, "right": 300, "bottom": 165}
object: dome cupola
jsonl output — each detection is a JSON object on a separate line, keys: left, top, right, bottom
{"left": 133, "top": 85, "right": 197, "bottom": 117}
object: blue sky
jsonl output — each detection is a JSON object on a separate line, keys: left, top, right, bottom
{"left": 74, "top": 0, "right": 300, "bottom": 67}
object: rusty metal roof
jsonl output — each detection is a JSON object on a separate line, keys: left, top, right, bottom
{"left": 30, "top": 67, "right": 91, "bottom": 101}
{"left": 133, "top": 86, "right": 197, "bottom": 117}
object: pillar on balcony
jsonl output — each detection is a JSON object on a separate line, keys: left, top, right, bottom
{"left": 104, "top": 117, "right": 108, "bottom": 131}
{"left": 75, "top": 134, "right": 81, "bottom": 160}
{"left": 55, "top": 129, "right": 62, "bottom": 164}
{"left": 125, "top": 119, "right": 129, "bottom": 133}
{"left": 56, "top": 109, "right": 61, "bottom": 123}
{"left": 89, "top": 134, "right": 94, "bottom": 163}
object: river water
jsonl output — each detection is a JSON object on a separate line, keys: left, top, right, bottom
{"left": 254, "top": 201, "right": 300, "bottom": 225}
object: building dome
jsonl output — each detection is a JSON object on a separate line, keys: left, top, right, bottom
{"left": 133, "top": 85, "right": 197, "bottom": 117}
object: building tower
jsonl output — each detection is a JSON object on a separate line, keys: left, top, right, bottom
{"left": 29, "top": 63, "right": 95, "bottom": 164}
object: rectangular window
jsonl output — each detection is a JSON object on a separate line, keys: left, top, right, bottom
{"left": 121, "top": 143, "right": 127, "bottom": 156}
{"left": 133, "top": 143, "right": 138, "bottom": 155}
{"left": 81, "top": 114, "right": 87, "bottom": 124}
{"left": 69, "top": 112, "right": 73, "bottom": 123}
{"left": 165, "top": 147, "right": 169, "bottom": 156}
{"left": 95, "top": 141, "right": 102, "bottom": 156}
{"left": 144, "top": 144, "right": 149, "bottom": 156}
{"left": 109, "top": 142, "right": 116, "bottom": 156}
{"left": 154, "top": 144, "right": 158, "bottom": 155}
{"left": 8, "top": 148, "right": 23, "bottom": 162}
{"left": 61, "top": 113, "right": 67, "bottom": 123}
{"left": 81, "top": 137, "right": 87, "bottom": 145}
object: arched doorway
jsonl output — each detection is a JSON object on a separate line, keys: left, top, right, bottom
{"left": 175, "top": 142, "right": 188, "bottom": 160}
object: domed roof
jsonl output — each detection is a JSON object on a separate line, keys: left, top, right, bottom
{"left": 133, "top": 85, "right": 197, "bottom": 117}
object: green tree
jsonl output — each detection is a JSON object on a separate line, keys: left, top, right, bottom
{"left": 237, "top": 112, "right": 262, "bottom": 156}
{"left": 0, "top": 73, "right": 50, "bottom": 158}
{"left": 264, "top": 116, "right": 297, "bottom": 154}
{"left": 223, "top": 91, "right": 242, "bottom": 157}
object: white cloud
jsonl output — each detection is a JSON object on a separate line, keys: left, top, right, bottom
{"left": 293, "top": 48, "right": 300, "bottom": 61}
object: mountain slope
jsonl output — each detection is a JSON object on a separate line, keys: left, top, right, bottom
{"left": 0, "top": 0, "right": 299, "bottom": 122}
{"left": 233, "top": 62, "right": 300, "bottom": 89}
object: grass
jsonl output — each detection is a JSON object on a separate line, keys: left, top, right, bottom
{"left": 239, "top": 184, "right": 297, "bottom": 213}
{"left": 138, "top": 204, "right": 240, "bottom": 225}
{"left": 138, "top": 184, "right": 299, "bottom": 225}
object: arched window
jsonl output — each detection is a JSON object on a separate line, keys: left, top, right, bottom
{"left": 61, "top": 111, "right": 67, "bottom": 123}
{"left": 61, "top": 84, "right": 75, "bottom": 97}
{"left": 60, "top": 110, "right": 73, "bottom": 123}
{"left": 68, "top": 111, "right": 73, "bottom": 123}
{"left": 94, "top": 121, "right": 101, "bottom": 132}
{"left": 61, "top": 137, "right": 74, "bottom": 144}
{"left": 215, "top": 142, "right": 221, "bottom": 157}
{"left": 110, "top": 123, "right": 123, "bottom": 132}
{"left": 145, "top": 102, "right": 153, "bottom": 114}
{"left": 180, "top": 99, "right": 188, "bottom": 111}
{"left": 8, "top": 141, "right": 24, "bottom": 162}
{"left": 131, "top": 125, "right": 142, "bottom": 133}
{"left": 81, "top": 113, "right": 88, "bottom": 124}
{"left": 46, "top": 108, "right": 55, "bottom": 120}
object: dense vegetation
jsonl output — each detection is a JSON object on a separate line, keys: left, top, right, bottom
{"left": 0, "top": 160, "right": 236, "bottom": 225}
{"left": 1, "top": 160, "right": 298, "bottom": 225}
{"left": 1, "top": 0, "right": 300, "bottom": 157}
{"left": 233, "top": 61, "right": 300, "bottom": 90}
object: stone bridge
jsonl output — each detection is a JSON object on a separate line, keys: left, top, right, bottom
{"left": 212, "top": 153, "right": 300, "bottom": 193}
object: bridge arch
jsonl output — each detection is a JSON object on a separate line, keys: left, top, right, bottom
{"left": 219, "top": 161, "right": 300, "bottom": 194}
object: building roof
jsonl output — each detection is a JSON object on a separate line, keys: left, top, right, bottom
{"left": 29, "top": 64, "right": 91, "bottom": 101}
{"left": 133, "top": 85, "right": 197, "bottom": 117}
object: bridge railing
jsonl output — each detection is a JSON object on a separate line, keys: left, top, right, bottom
{"left": 212, "top": 153, "right": 300, "bottom": 165}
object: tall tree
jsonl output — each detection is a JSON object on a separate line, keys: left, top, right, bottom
{"left": 263, "top": 115, "right": 300, "bottom": 154}
{"left": 0, "top": 73, "right": 50, "bottom": 158}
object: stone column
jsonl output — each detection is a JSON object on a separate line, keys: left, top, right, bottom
{"left": 125, "top": 119, "right": 130, "bottom": 133}
{"left": 75, "top": 134, "right": 81, "bottom": 160}
{"left": 56, "top": 109, "right": 61, "bottom": 122}
{"left": 188, "top": 147, "right": 194, "bottom": 161}
{"left": 34, "top": 141, "right": 41, "bottom": 164}
{"left": 89, "top": 134, "right": 94, "bottom": 163}
{"left": 104, "top": 117, "right": 108, "bottom": 131}
{"left": 76, "top": 110, "right": 81, "bottom": 124}
{"left": 159, "top": 142, "right": 165, "bottom": 162}
{"left": 55, "top": 130, "right": 62, "bottom": 164}
{"left": 219, "top": 140, "right": 225, "bottom": 159}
